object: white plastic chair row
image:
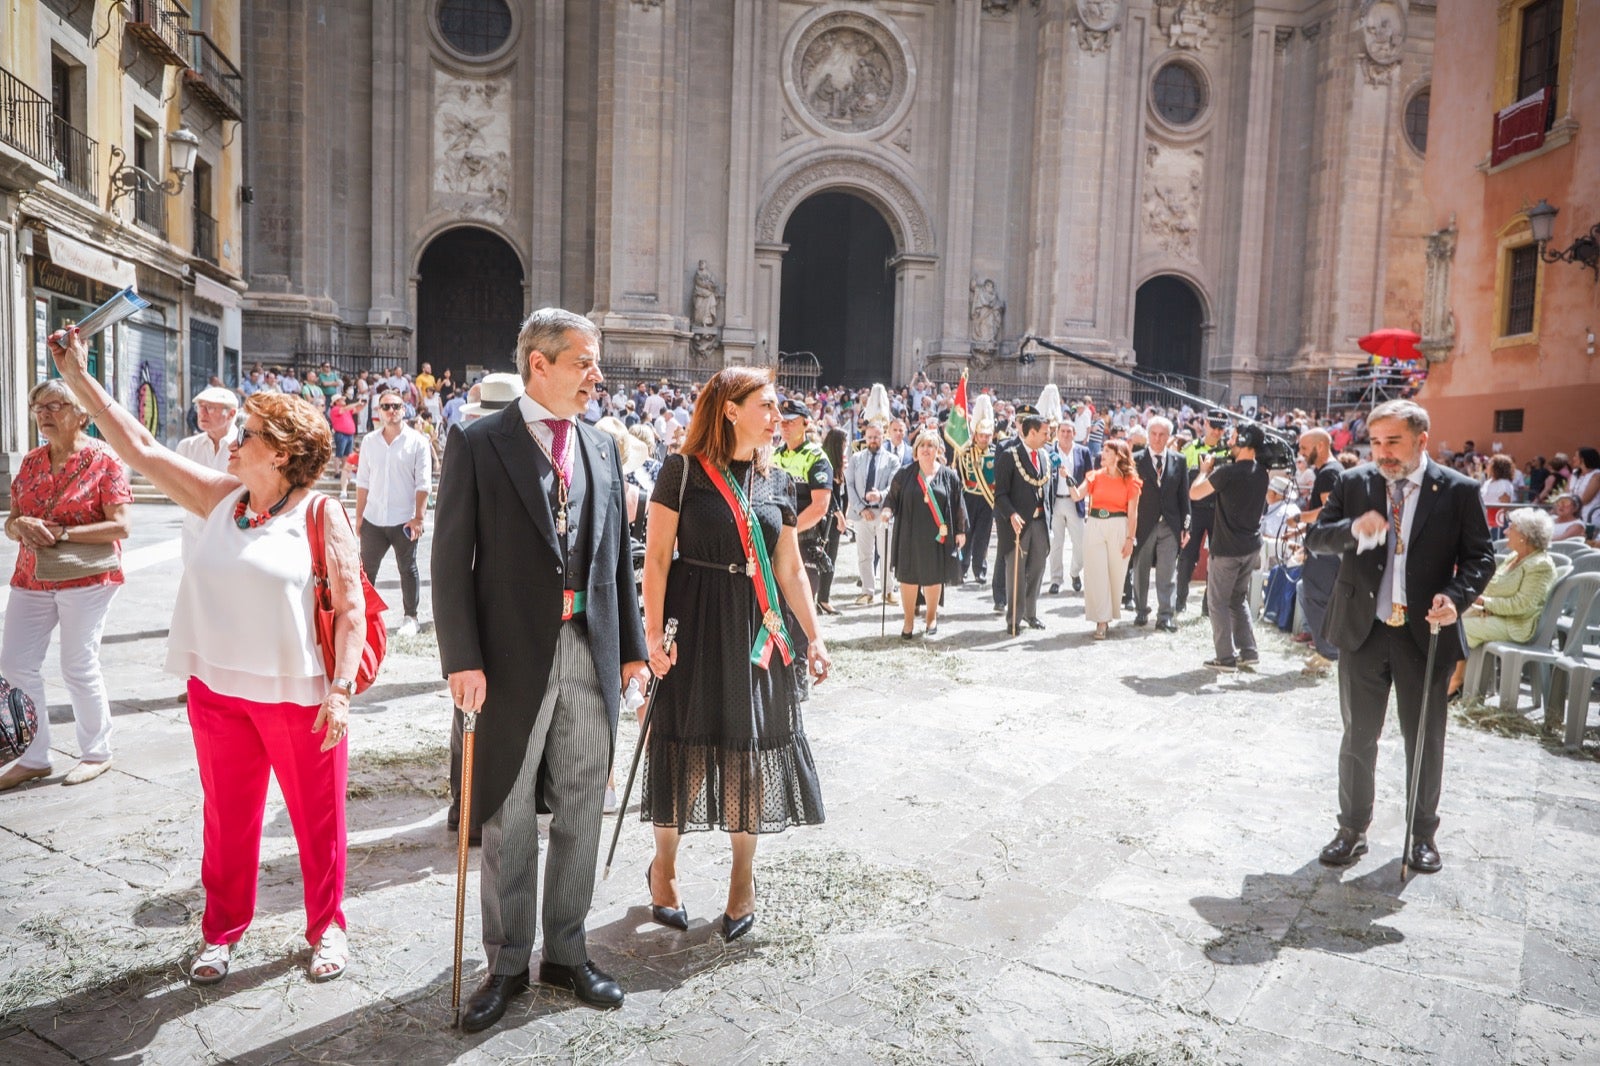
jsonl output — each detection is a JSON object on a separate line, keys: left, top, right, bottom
{"left": 1462, "top": 573, "right": 1600, "bottom": 720}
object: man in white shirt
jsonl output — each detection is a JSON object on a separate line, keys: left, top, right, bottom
{"left": 357, "top": 393, "right": 433, "bottom": 635}
{"left": 846, "top": 423, "right": 899, "bottom": 604}
{"left": 174, "top": 386, "right": 240, "bottom": 562}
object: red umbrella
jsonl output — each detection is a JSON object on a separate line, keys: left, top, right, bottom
{"left": 1358, "top": 328, "right": 1422, "bottom": 361}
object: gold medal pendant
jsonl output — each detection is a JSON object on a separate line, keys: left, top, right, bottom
{"left": 556, "top": 508, "right": 568, "bottom": 536}
{"left": 747, "top": 555, "right": 759, "bottom": 577}
{"left": 763, "top": 608, "right": 783, "bottom": 634}
{"left": 1388, "top": 603, "right": 1407, "bottom": 627}
{"left": 1394, "top": 537, "right": 1405, "bottom": 556}
{"left": 938, "top": 523, "right": 949, "bottom": 538}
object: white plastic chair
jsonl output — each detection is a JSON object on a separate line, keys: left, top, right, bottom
{"left": 1462, "top": 573, "right": 1600, "bottom": 714}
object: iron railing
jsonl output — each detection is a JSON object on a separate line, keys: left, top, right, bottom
{"left": 127, "top": 0, "right": 191, "bottom": 68}
{"left": 193, "top": 206, "right": 217, "bottom": 263}
{"left": 50, "top": 113, "right": 97, "bottom": 202}
{"left": 127, "top": 167, "right": 167, "bottom": 235}
{"left": 185, "top": 31, "right": 244, "bottom": 121}
{"left": 292, "top": 345, "right": 410, "bottom": 380}
{"left": 0, "top": 67, "right": 53, "bottom": 166}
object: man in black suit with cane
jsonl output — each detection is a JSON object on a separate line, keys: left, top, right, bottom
{"left": 1302, "top": 400, "right": 1494, "bottom": 874}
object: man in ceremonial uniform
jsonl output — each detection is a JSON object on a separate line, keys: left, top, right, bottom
{"left": 957, "top": 421, "right": 998, "bottom": 585}
{"left": 993, "top": 413, "right": 1054, "bottom": 631}
{"left": 773, "top": 398, "right": 835, "bottom": 597}
{"left": 1176, "top": 413, "right": 1232, "bottom": 614}
{"left": 433, "top": 308, "right": 648, "bottom": 1028}
{"left": 1302, "top": 400, "right": 1494, "bottom": 875}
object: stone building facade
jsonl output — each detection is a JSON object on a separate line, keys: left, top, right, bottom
{"left": 241, "top": 0, "right": 1434, "bottom": 407}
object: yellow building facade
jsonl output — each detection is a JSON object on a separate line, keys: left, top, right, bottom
{"left": 1, "top": 0, "right": 246, "bottom": 497}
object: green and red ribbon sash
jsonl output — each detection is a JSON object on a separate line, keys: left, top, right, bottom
{"left": 697, "top": 457, "right": 795, "bottom": 669}
{"left": 917, "top": 470, "right": 948, "bottom": 542}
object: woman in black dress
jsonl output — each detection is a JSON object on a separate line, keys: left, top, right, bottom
{"left": 884, "top": 429, "right": 967, "bottom": 637}
{"left": 640, "top": 367, "right": 830, "bottom": 941}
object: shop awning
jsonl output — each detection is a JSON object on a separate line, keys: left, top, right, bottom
{"left": 45, "top": 231, "right": 137, "bottom": 291}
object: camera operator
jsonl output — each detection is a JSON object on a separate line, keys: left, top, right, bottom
{"left": 1177, "top": 413, "right": 1232, "bottom": 614}
{"left": 1190, "top": 424, "right": 1270, "bottom": 671}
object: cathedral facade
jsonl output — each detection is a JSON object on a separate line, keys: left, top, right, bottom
{"left": 242, "top": 0, "right": 1434, "bottom": 406}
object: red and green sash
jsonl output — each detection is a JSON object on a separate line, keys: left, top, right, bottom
{"left": 917, "top": 470, "right": 948, "bottom": 542}
{"left": 697, "top": 457, "right": 795, "bottom": 668}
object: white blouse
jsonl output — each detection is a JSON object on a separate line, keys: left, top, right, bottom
{"left": 166, "top": 487, "right": 331, "bottom": 705}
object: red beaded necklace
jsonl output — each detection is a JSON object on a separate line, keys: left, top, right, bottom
{"left": 234, "top": 489, "right": 294, "bottom": 530}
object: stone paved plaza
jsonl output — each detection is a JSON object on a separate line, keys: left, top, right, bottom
{"left": 2, "top": 504, "right": 1598, "bottom": 1065}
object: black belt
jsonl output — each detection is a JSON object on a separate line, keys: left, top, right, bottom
{"left": 1088, "top": 508, "right": 1127, "bottom": 519}
{"left": 680, "top": 556, "right": 746, "bottom": 575}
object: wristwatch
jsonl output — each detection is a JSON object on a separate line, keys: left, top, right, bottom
{"left": 58, "top": 528, "right": 71, "bottom": 542}
{"left": 331, "top": 677, "right": 355, "bottom": 695}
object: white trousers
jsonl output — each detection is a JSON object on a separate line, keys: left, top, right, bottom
{"left": 1048, "top": 504, "right": 1085, "bottom": 584}
{"left": 1, "top": 584, "right": 120, "bottom": 768}
{"left": 851, "top": 514, "right": 891, "bottom": 595}
{"left": 1081, "top": 516, "right": 1132, "bottom": 623}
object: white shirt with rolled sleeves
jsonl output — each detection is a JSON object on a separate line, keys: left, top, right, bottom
{"left": 356, "top": 425, "right": 433, "bottom": 527}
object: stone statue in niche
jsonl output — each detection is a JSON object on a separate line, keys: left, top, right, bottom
{"left": 1358, "top": 0, "right": 1406, "bottom": 85}
{"left": 1142, "top": 143, "right": 1204, "bottom": 258}
{"left": 1073, "top": 0, "right": 1122, "bottom": 53}
{"left": 969, "top": 278, "right": 1005, "bottom": 359}
{"left": 691, "top": 260, "right": 720, "bottom": 328}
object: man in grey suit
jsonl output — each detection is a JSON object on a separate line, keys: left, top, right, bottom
{"left": 846, "top": 422, "right": 900, "bottom": 604}
{"left": 433, "top": 308, "right": 648, "bottom": 1029}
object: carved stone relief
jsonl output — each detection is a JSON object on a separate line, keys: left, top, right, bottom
{"left": 780, "top": 114, "right": 800, "bottom": 141}
{"left": 1419, "top": 217, "right": 1457, "bottom": 363}
{"left": 789, "top": 13, "right": 908, "bottom": 134}
{"left": 633, "top": 0, "right": 664, "bottom": 9}
{"left": 1157, "top": 0, "right": 1226, "bottom": 51}
{"left": 432, "top": 71, "right": 511, "bottom": 219}
{"left": 892, "top": 126, "right": 912, "bottom": 153}
{"left": 1358, "top": 0, "right": 1406, "bottom": 86}
{"left": 1073, "top": 0, "right": 1122, "bottom": 53}
{"left": 1142, "top": 143, "right": 1203, "bottom": 259}
{"left": 982, "top": 0, "right": 1019, "bottom": 12}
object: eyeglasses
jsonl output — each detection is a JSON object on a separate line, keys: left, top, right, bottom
{"left": 379, "top": 403, "right": 405, "bottom": 411}
{"left": 236, "top": 427, "right": 263, "bottom": 445}
{"left": 31, "top": 401, "right": 74, "bottom": 414}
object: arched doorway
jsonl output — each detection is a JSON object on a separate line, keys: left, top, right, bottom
{"left": 416, "top": 227, "right": 524, "bottom": 384}
{"left": 779, "top": 192, "right": 896, "bottom": 387}
{"left": 1132, "top": 275, "right": 1204, "bottom": 385}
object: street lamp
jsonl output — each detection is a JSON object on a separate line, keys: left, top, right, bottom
{"left": 106, "top": 127, "right": 201, "bottom": 208}
{"left": 1526, "top": 198, "right": 1600, "bottom": 279}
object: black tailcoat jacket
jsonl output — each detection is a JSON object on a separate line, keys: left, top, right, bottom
{"left": 432, "top": 403, "right": 647, "bottom": 824}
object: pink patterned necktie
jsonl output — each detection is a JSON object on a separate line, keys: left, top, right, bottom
{"left": 542, "top": 418, "right": 571, "bottom": 482}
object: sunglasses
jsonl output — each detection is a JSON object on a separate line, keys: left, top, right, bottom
{"left": 379, "top": 403, "right": 405, "bottom": 410}
{"left": 236, "top": 427, "right": 264, "bottom": 445}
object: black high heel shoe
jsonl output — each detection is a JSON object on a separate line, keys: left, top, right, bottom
{"left": 647, "top": 863, "right": 689, "bottom": 931}
{"left": 721, "top": 877, "right": 756, "bottom": 942}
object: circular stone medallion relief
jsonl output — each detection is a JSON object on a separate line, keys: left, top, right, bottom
{"left": 791, "top": 13, "right": 908, "bottom": 135}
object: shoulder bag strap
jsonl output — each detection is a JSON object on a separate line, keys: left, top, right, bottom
{"left": 306, "top": 493, "right": 330, "bottom": 597}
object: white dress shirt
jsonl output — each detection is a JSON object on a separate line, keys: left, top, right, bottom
{"left": 517, "top": 393, "right": 576, "bottom": 469}
{"left": 1357, "top": 456, "right": 1428, "bottom": 615}
{"left": 356, "top": 425, "right": 433, "bottom": 527}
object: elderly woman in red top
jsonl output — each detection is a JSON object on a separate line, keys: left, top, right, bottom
{"left": 46, "top": 327, "right": 366, "bottom": 986}
{"left": 1070, "top": 438, "right": 1143, "bottom": 639}
{"left": 0, "top": 379, "right": 133, "bottom": 790}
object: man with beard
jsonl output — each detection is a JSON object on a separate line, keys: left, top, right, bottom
{"left": 1290, "top": 429, "right": 1345, "bottom": 673}
{"left": 1302, "top": 400, "right": 1493, "bottom": 875}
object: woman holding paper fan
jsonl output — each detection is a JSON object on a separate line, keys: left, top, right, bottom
{"left": 639, "top": 366, "right": 828, "bottom": 941}
{"left": 883, "top": 429, "right": 968, "bottom": 638}
{"left": 43, "top": 327, "right": 367, "bottom": 986}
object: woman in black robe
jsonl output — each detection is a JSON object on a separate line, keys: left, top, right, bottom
{"left": 884, "top": 429, "right": 967, "bottom": 638}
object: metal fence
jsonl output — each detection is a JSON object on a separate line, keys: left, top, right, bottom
{"left": 193, "top": 207, "right": 217, "bottom": 263}
{"left": 50, "top": 113, "right": 97, "bottom": 202}
{"left": 186, "top": 32, "right": 245, "bottom": 121}
{"left": 0, "top": 67, "right": 52, "bottom": 167}
{"left": 291, "top": 346, "right": 410, "bottom": 380}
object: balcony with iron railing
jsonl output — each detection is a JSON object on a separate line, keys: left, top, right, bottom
{"left": 0, "top": 67, "right": 54, "bottom": 168}
{"left": 50, "top": 113, "right": 98, "bottom": 203}
{"left": 193, "top": 206, "right": 217, "bottom": 263}
{"left": 126, "top": 0, "right": 191, "bottom": 68}
{"left": 131, "top": 170, "right": 167, "bottom": 235}
{"left": 184, "top": 32, "right": 244, "bottom": 122}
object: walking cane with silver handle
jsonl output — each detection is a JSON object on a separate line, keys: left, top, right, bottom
{"left": 451, "top": 708, "right": 478, "bottom": 1028}
{"left": 603, "top": 618, "right": 679, "bottom": 880}
{"left": 1402, "top": 620, "right": 1442, "bottom": 883}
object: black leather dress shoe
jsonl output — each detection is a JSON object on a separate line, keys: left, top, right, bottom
{"left": 538, "top": 960, "right": 624, "bottom": 1009}
{"left": 1049, "top": 583, "right": 1060, "bottom": 594}
{"left": 1026, "top": 617, "right": 1045, "bottom": 630}
{"left": 647, "top": 864, "right": 688, "bottom": 930}
{"left": 1133, "top": 613, "right": 1149, "bottom": 627}
{"left": 1072, "top": 577, "right": 1082, "bottom": 592}
{"left": 1156, "top": 619, "right": 1178, "bottom": 632}
{"left": 993, "top": 602, "right": 1005, "bottom": 613}
{"left": 1318, "top": 828, "right": 1368, "bottom": 867}
{"left": 459, "top": 970, "right": 529, "bottom": 1032}
{"left": 1408, "top": 839, "right": 1443, "bottom": 874}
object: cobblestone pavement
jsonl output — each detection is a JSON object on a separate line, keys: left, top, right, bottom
{"left": 2, "top": 503, "right": 1597, "bottom": 1065}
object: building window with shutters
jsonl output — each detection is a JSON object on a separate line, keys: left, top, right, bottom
{"left": 1518, "top": 0, "right": 1562, "bottom": 132}
{"left": 1503, "top": 244, "right": 1539, "bottom": 338}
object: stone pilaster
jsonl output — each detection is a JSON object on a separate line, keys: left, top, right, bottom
{"left": 935, "top": 0, "right": 983, "bottom": 361}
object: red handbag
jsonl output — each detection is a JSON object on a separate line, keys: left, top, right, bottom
{"left": 306, "top": 494, "right": 388, "bottom": 694}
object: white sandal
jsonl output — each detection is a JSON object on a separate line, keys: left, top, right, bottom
{"left": 189, "top": 941, "right": 230, "bottom": 985}
{"left": 309, "top": 925, "right": 348, "bottom": 982}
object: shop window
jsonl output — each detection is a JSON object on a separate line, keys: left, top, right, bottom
{"left": 1503, "top": 245, "right": 1539, "bottom": 337}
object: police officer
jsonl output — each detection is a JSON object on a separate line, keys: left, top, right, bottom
{"left": 1176, "top": 412, "right": 1232, "bottom": 614}
{"left": 956, "top": 419, "right": 998, "bottom": 586}
{"left": 774, "top": 398, "right": 835, "bottom": 597}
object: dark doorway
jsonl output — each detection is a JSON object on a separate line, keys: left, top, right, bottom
{"left": 1132, "top": 275, "right": 1204, "bottom": 384}
{"left": 779, "top": 192, "right": 896, "bottom": 387}
{"left": 417, "top": 227, "right": 524, "bottom": 383}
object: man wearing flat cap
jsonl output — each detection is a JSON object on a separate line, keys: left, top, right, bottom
{"left": 175, "top": 386, "right": 240, "bottom": 562}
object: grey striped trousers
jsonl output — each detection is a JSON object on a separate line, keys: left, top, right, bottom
{"left": 480, "top": 621, "right": 611, "bottom": 973}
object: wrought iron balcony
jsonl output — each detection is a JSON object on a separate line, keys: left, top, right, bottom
{"left": 193, "top": 206, "right": 217, "bottom": 264}
{"left": 127, "top": 0, "right": 191, "bottom": 68}
{"left": 129, "top": 168, "right": 167, "bottom": 235}
{"left": 0, "top": 68, "right": 54, "bottom": 167}
{"left": 184, "top": 32, "right": 244, "bottom": 122}
{"left": 50, "top": 113, "right": 98, "bottom": 202}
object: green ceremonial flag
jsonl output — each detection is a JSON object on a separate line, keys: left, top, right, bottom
{"left": 945, "top": 371, "right": 970, "bottom": 449}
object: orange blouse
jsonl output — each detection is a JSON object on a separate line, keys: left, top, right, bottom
{"left": 1083, "top": 469, "right": 1142, "bottom": 513}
